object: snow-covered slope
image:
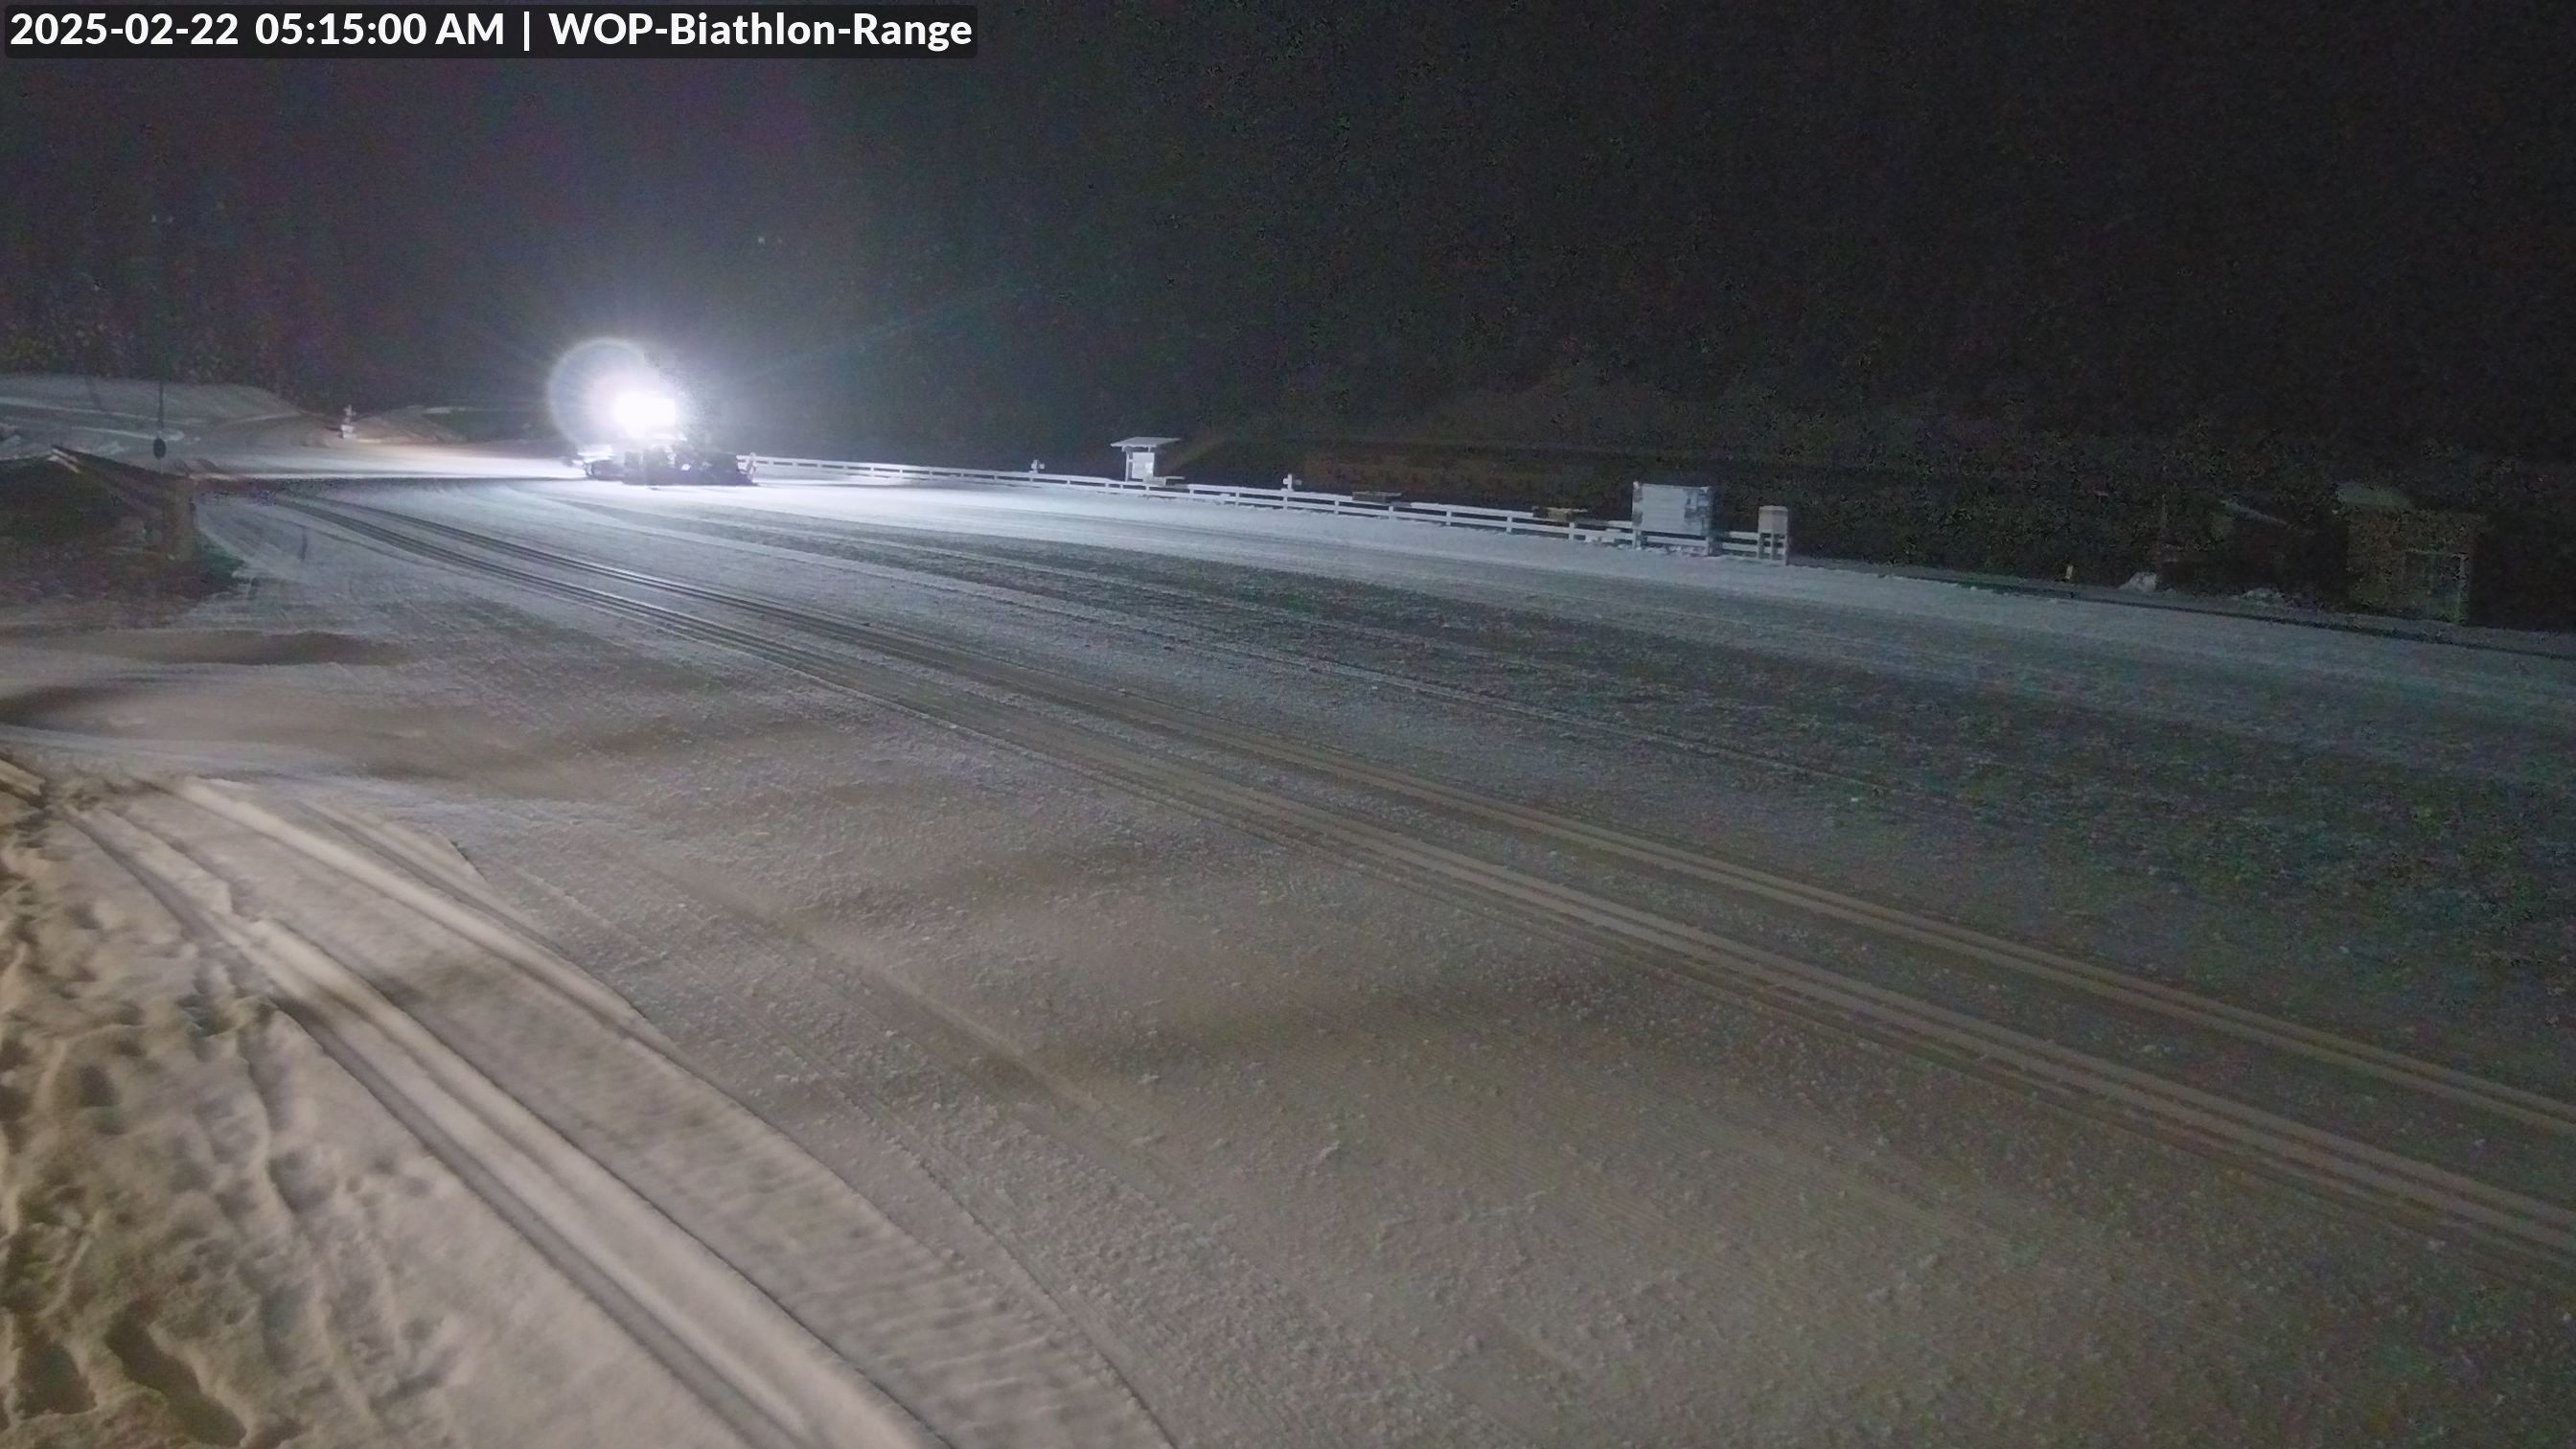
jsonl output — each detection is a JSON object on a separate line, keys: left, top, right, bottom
{"left": 0, "top": 373, "right": 585, "bottom": 479}
{"left": 0, "top": 376, "right": 309, "bottom": 460}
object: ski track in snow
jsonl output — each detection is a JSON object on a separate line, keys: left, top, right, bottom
{"left": 0, "top": 761, "right": 742, "bottom": 1449}
{"left": 4, "top": 468, "right": 2573, "bottom": 1445}
{"left": 310, "top": 480, "right": 2576, "bottom": 1086}
{"left": 0, "top": 763, "right": 1174, "bottom": 1448}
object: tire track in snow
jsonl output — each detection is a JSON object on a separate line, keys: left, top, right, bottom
{"left": 278, "top": 497, "right": 2576, "bottom": 1288}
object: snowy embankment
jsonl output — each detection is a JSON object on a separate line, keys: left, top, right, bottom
{"left": 0, "top": 378, "right": 308, "bottom": 463}
{"left": 0, "top": 375, "right": 538, "bottom": 476}
{"left": 0, "top": 756, "right": 1162, "bottom": 1447}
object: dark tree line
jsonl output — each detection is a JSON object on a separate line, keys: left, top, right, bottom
{"left": 0, "top": 164, "right": 350, "bottom": 404}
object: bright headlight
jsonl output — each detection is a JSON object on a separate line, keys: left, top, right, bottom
{"left": 604, "top": 384, "right": 682, "bottom": 439}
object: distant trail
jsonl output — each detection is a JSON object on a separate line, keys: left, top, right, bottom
{"left": 273, "top": 494, "right": 2576, "bottom": 1289}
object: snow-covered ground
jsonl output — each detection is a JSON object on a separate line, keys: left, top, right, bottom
{"left": 0, "top": 378, "right": 310, "bottom": 464}
{"left": 0, "top": 761, "right": 759, "bottom": 1447}
{"left": 0, "top": 761, "right": 1158, "bottom": 1446}
{"left": 3, "top": 457, "right": 2572, "bottom": 1445}
{"left": 0, "top": 374, "right": 543, "bottom": 472}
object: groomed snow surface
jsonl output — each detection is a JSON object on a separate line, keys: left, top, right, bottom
{"left": 3, "top": 463, "right": 2573, "bottom": 1446}
{"left": 0, "top": 375, "right": 507, "bottom": 473}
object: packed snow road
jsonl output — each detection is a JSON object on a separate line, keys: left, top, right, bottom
{"left": 6, "top": 473, "right": 2573, "bottom": 1446}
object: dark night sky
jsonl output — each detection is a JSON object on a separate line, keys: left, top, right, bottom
{"left": 4, "top": 2, "right": 2571, "bottom": 458}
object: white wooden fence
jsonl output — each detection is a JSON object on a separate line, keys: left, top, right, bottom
{"left": 742, "top": 456, "right": 1790, "bottom": 562}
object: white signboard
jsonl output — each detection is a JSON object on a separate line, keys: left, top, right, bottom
{"left": 1114, "top": 436, "right": 1180, "bottom": 484}
{"left": 1633, "top": 482, "right": 1715, "bottom": 539}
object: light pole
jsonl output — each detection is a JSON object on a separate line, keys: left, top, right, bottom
{"left": 151, "top": 263, "right": 169, "bottom": 461}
